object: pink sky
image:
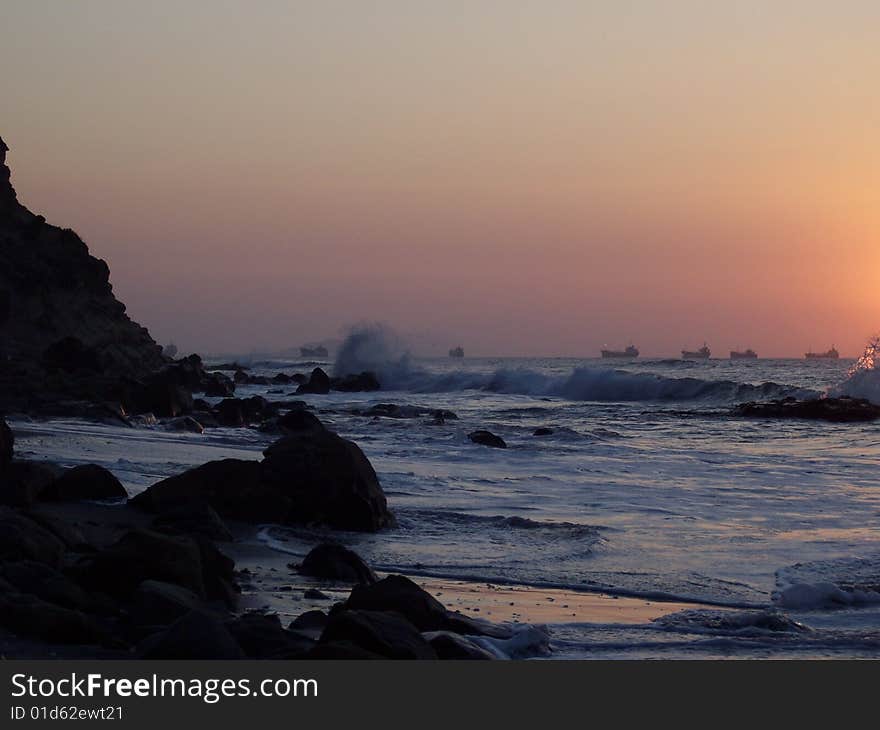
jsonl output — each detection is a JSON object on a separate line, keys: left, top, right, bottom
{"left": 2, "top": 1, "right": 878, "bottom": 357}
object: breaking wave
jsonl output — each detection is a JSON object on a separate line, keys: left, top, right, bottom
{"left": 829, "top": 336, "right": 880, "bottom": 405}
{"left": 332, "top": 322, "right": 817, "bottom": 403}
{"left": 774, "top": 555, "right": 880, "bottom": 609}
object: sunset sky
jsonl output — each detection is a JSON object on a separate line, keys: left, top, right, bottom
{"left": 2, "top": 1, "right": 878, "bottom": 357}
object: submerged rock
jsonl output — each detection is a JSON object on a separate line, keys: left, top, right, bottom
{"left": 296, "top": 367, "right": 331, "bottom": 395}
{"left": 734, "top": 396, "right": 880, "bottom": 423}
{"left": 468, "top": 430, "right": 507, "bottom": 449}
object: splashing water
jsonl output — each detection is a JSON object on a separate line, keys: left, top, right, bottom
{"left": 829, "top": 336, "right": 880, "bottom": 405}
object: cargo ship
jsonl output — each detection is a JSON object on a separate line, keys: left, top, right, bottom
{"left": 601, "top": 345, "right": 639, "bottom": 358}
{"left": 805, "top": 346, "right": 838, "bottom": 360}
{"left": 449, "top": 346, "right": 464, "bottom": 358}
{"left": 682, "top": 344, "right": 711, "bottom": 359}
{"left": 730, "top": 349, "right": 757, "bottom": 359}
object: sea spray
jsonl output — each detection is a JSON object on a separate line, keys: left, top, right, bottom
{"left": 829, "top": 336, "right": 880, "bottom": 405}
{"left": 333, "top": 323, "right": 415, "bottom": 382}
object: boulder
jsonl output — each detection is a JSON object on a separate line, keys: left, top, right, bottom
{"left": 227, "top": 611, "right": 314, "bottom": 659}
{"left": 344, "top": 575, "right": 448, "bottom": 631}
{"left": 305, "top": 640, "right": 385, "bottom": 660}
{"left": 152, "top": 502, "right": 233, "bottom": 541}
{"left": 138, "top": 610, "right": 244, "bottom": 659}
{"left": 213, "top": 396, "right": 275, "bottom": 426}
{"left": 130, "top": 459, "right": 286, "bottom": 523}
{"left": 0, "top": 591, "right": 111, "bottom": 646}
{"left": 166, "top": 416, "right": 204, "bottom": 434}
{"left": 533, "top": 427, "right": 555, "bottom": 436}
{"left": 0, "top": 460, "right": 64, "bottom": 506}
{"left": 319, "top": 609, "right": 437, "bottom": 659}
{"left": 0, "top": 507, "right": 65, "bottom": 567}
{"left": 202, "top": 372, "right": 235, "bottom": 397}
{"left": 0, "top": 560, "right": 94, "bottom": 612}
{"left": 299, "top": 543, "right": 377, "bottom": 585}
{"left": 288, "top": 609, "right": 328, "bottom": 640}
{"left": 296, "top": 367, "right": 331, "bottom": 395}
{"left": 0, "top": 417, "right": 12, "bottom": 472}
{"left": 130, "top": 579, "right": 204, "bottom": 626}
{"left": 41, "top": 464, "right": 127, "bottom": 502}
{"left": 734, "top": 396, "right": 880, "bottom": 423}
{"left": 131, "top": 430, "right": 394, "bottom": 531}
{"left": 331, "top": 372, "right": 381, "bottom": 392}
{"left": 73, "top": 529, "right": 207, "bottom": 600}
{"left": 128, "top": 377, "right": 193, "bottom": 418}
{"left": 261, "top": 430, "right": 395, "bottom": 531}
{"left": 424, "top": 631, "right": 497, "bottom": 660}
{"left": 277, "top": 408, "right": 325, "bottom": 434}
{"left": 468, "top": 430, "right": 507, "bottom": 449}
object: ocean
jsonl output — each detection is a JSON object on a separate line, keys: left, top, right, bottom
{"left": 12, "top": 348, "right": 880, "bottom": 658}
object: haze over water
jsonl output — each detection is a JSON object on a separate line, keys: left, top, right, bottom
{"left": 2, "top": 1, "right": 878, "bottom": 357}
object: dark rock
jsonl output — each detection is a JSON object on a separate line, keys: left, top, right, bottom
{"left": 305, "top": 640, "right": 385, "bottom": 659}
{"left": 132, "top": 429, "right": 394, "bottom": 531}
{"left": 42, "top": 336, "right": 103, "bottom": 374}
{"left": 131, "top": 459, "right": 286, "bottom": 523}
{"left": 424, "top": 631, "right": 496, "bottom": 660}
{"left": 193, "top": 536, "right": 239, "bottom": 609}
{"left": 0, "top": 417, "right": 12, "bottom": 472}
{"left": 138, "top": 610, "right": 244, "bottom": 659}
{"left": 345, "top": 575, "right": 448, "bottom": 631}
{"left": 227, "top": 611, "right": 314, "bottom": 659}
{"left": 128, "top": 376, "right": 193, "bottom": 418}
{"left": 261, "top": 430, "right": 395, "bottom": 531}
{"left": 152, "top": 502, "right": 233, "bottom": 541}
{"left": 299, "top": 543, "right": 377, "bottom": 585}
{"left": 288, "top": 609, "right": 328, "bottom": 639}
{"left": 73, "top": 529, "right": 207, "bottom": 600}
{"left": 468, "top": 430, "right": 507, "bottom": 448}
{"left": 166, "top": 416, "right": 204, "bottom": 434}
{"left": 130, "top": 580, "right": 204, "bottom": 626}
{"left": 533, "top": 427, "right": 555, "bottom": 436}
{"left": 0, "top": 460, "right": 64, "bottom": 506}
{"left": 272, "top": 373, "right": 293, "bottom": 384}
{"left": 0, "top": 591, "right": 111, "bottom": 645}
{"left": 304, "top": 588, "right": 331, "bottom": 600}
{"left": 320, "top": 609, "right": 437, "bottom": 659}
{"left": 20, "top": 509, "right": 89, "bottom": 550}
{"left": 734, "top": 396, "right": 880, "bottom": 423}
{"left": 277, "top": 408, "right": 325, "bottom": 434}
{"left": 296, "top": 367, "right": 331, "bottom": 395}
{"left": 202, "top": 372, "right": 235, "bottom": 397}
{"left": 233, "top": 369, "right": 250, "bottom": 384}
{"left": 41, "top": 464, "right": 127, "bottom": 502}
{"left": 331, "top": 371, "right": 381, "bottom": 392}
{"left": 0, "top": 560, "right": 93, "bottom": 612}
{"left": 213, "top": 396, "right": 275, "bottom": 426}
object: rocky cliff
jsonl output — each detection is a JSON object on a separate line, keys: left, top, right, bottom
{"left": 0, "top": 136, "right": 165, "bottom": 386}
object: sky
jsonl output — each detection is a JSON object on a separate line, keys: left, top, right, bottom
{"left": 2, "top": 1, "right": 878, "bottom": 357}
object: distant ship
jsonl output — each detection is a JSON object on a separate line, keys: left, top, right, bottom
{"left": 601, "top": 345, "right": 639, "bottom": 359}
{"left": 300, "top": 345, "right": 329, "bottom": 358}
{"left": 682, "top": 344, "right": 711, "bottom": 359}
{"left": 805, "top": 346, "right": 839, "bottom": 360}
{"left": 730, "top": 349, "right": 757, "bottom": 359}
{"left": 449, "top": 346, "right": 464, "bottom": 358}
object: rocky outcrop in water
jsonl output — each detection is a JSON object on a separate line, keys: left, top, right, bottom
{"left": 734, "top": 396, "right": 880, "bottom": 423}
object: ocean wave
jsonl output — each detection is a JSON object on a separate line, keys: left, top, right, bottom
{"left": 378, "top": 366, "right": 815, "bottom": 404}
{"left": 774, "top": 555, "right": 880, "bottom": 609}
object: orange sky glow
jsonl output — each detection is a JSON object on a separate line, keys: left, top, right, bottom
{"left": 2, "top": 1, "right": 878, "bottom": 356}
